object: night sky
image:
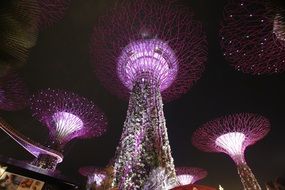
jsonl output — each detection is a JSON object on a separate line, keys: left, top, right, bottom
{"left": 1, "top": 0, "right": 285, "bottom": 189}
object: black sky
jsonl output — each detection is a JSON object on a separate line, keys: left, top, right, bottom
{"left": 0, "top": 0, "right": 285, "bottom": 189}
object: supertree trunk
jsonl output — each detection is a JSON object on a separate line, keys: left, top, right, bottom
{"left": 112, "top": 78, "right": 177, "bottom": 190}
{"left": 237, "top": 163, "right": 261, "bottom": 190}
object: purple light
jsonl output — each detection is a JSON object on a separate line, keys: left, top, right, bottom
{"left": 192, "top": 113, "right": 270, "bottom": 189}
{"left": 176, "top": 167, "right": 207, "bottom": 186}
{"left": 215, "top": 132, "right": 245, "bottom": 158}
{"left": 177, "top": 175, "right": 193, "bottom": 185}
{"left": 52, "top": 111, "right": 84, "bottom": 137}
{"left": 30, "top": 88, "right": 107, "bottom": 151}
{"left": 192, "top": 113, "right": 270, "bottom": 164}
{"left": 91, "top": 0, "right": 207, "bottom": 188}
{"left": 91, "top": 0, "right": 207, "bottom": 101}
{"left": 220, "top": 0, "right": 285, "bottom": 74}
{"left": 0, "top": 73, "right": 28, "bottom": 111}
{"left": 118, "top": 39, "right": 178, "bottom": 91}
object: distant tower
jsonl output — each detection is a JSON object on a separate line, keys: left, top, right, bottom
{"left": 91, "top": 0, "right": 207, "bottom": 189}
{"left": 79, "top": 166, "right": 106, "bottom": 190}
{"left": 0, "top": 73, "right": 28, "bottom": 111}
{"left": 176, "top": 167, "right": 207, "bottom": 186}
{"left": 30, "top": 88, "right": 107, "bottom": 171}
{"left": 220, "top": 0, "right": 285, "bottom": 74}
{"left": 192, "top": 113, "right": 270, "bottom": 190}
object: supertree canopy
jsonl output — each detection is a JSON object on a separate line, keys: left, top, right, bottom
{"left": 79, "top": 166, "right": 107, "bottom": 190}
{"left": 0, "top": 0, "right": 39, "bottom": 76}
{"left": 38, "top": 0, "right": 70, "bottom": 29}
{"left": 0, "top": 72, "right": 28, "bottom": 111}
{"left": 91, "top": 0, "right": 207, "bottom": 189}
{"left": 176, "top": 167, "right": 207, "bottom": 186}
{"left": 192, "top": 113, "right": 270, "bottom": 190}
{"left": 0, "top": 0, "right": 69, "bottom": 76}
{"left": 220, "top": 0, "right": 285, "bottom": 75}
{"left": 30, "top": 88, "right": 107, "bottom": 170}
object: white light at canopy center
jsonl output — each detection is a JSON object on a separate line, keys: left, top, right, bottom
{"left": 215, "top": 132, "right": 245, "bottom": 156}
{"left": 177, "top": 174, "right": 194, "bottom": 185}
{"left": 52, "top": 111, "right": 83, "bottom": 137}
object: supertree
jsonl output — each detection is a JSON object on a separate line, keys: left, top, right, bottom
{"left": 79, "top": 166, "right": 106, "bottom": 190}
{"left": 192, "top": 113, "right": 270, "bottom": 190}
{"left": 176, "top": 167, "right": 207, "bottom": 186}
{"left": 29, "top": 88, "right": 107, "bottom": 171}
{"left": 220, "top": 0, "right": 285, "bottom": 75}
{"left": 0, "top": 72, "right": 28, "bottom": 111}
{"left": 0, "top": 0, "right": 69, "bottom": 76}
{"left": 0, "top": 0, "right": 39, "bottom": 76}
{"left": 90, "top": 0, "right": 207, "bottom": 188}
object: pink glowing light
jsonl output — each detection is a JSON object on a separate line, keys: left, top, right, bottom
{"left": 215, "top": 132, "right": 245, "bottom": 157}
{"left": 176, "top": 167, "right": 207, "bottom": 186}
{"left": 90, "top": 0, "right": 207, "bottom": 188}
{"left": 118, "top": 39, "right": 178, "bottom": 91}
{"left": 192, "top": 113, "right": 270, "bottom": 164}
{"left": 30, "top": 88, "right": 107, "bottom": 151}
{"left": 192, "top": 113, "right": 270, "bottom": 189}
{"left": 91, "top": 0, "right": 207, "bottom": 101}
{"left": 176, "top": 175, "right": 194, "bottom": 185}
{"left": 52, "top": 111, "right": 84, "bottom": 137}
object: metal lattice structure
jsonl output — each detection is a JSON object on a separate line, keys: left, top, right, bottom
{"left": 30, "top": 88, "right": 107, "bottom": 170}
{"left": 91, "top": 0, "right": 207, "bottom": 189}
{"left": 91, "top": 0, "right": 207, "bottom": 102}
{"left": 192, "top": 113, "right": 270, "bottom": 190}
{"left": 176, "top": 167, "right": 207, "bottom": 186}
{"left": 220, "top": 0, "right": 285, "bottom": 75}
{"left": 0, "top": 73, "right": 28, "bottom": 111}
{"left": 79, "top": 166, "right": 107, "bottom": 190}
{"left": 38, "top": 0, "right": 70, "bottom": 29}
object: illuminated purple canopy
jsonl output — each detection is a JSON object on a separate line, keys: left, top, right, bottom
{"left": 220, "top": 0, "right": 285, "bottom": 75}
{"left": 91, "top": 0, "right": 207, "bottom": 101}
{"left": 0, "top": 73, "right": 28, "bottom": 111}
{"left": 79, "top": 166, "right": 106, "bottom": 187}
{"left": 30, "top": 88, "right": 107, "bottom": 149}
{"left": 117, "top": 39, "right": 178, "bottom": 92}
{"left": 38, "top": 0, "right": 70, "bottom": 28}
{"left": 176, "top": 167, "right": 207, "bottom": 185}
{"left": 192, "top": 113, "right": 270, "bottom": 164}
